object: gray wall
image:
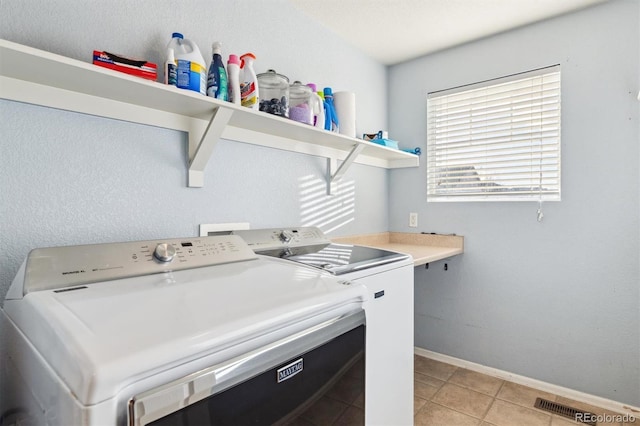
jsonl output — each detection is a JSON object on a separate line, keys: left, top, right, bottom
{"left": 388, "top": 0, "right": 639, "bottom": 406}
{"left": 0, "top": 0, "right": 390, "bottom": 300}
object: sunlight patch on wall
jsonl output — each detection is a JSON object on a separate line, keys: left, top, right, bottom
{"left": 298, "top": 175, "right": 355, "bottom": 234}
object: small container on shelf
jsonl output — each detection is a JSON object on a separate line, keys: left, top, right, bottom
{"left": 288, "top": 81, "right": 313, "bottom": 125}
{"left": 257, "top": 69, "right": 290, "bottom": 117}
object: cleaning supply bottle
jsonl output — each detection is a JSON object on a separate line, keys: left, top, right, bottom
{"left": 318, "top": 90, "right": 329, "bottom": 130}
{"left": 167, "top": 32, "right": 207, "bottom": 95}
{"left": 323, "top": 87, "right": 339, "bottom": 132}
{"left": 164, "top": 48, "right": 177, "bottom": 86}
{"left": 307, "top": 83, "right": 325, "bottom": 129}
{"left": 239, "top": 53, "right": 259, "bottom": 109}
{"left": 206, "top": 42, "right": 228, "bottom": 100}
{"left": 227, "top": 54, "right": 241, "bottom": 105}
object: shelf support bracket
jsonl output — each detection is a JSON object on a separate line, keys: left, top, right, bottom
{"left": 326, "top": 143, "right": 365, "bottom": 195}
{"left": 188, "top": 107, "right": 234, "bottom": 188}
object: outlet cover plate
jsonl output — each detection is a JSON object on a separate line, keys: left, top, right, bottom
{"left": 409, "top": 213, "right": 418, "bottom": 228}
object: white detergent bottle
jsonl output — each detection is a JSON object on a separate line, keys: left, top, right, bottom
{"left": 239, "top": 53, "right": 259, "bottom": 109}
{"left": 167, "top": 32, "right": 207, "bottom": 95}
{"left": 307, "top": 83, "right": 325, "bottom": 129}
{"left": 227, "top": 54, "right": 241, "bottom": 105}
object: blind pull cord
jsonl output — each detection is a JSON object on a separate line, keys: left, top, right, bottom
{"left": 537, "top": 200, "right": 544, "bottom": 222}
{"left": 536, "top": 107, "right": 544, "bottom": 223}
{"left": 536, "top": 162, "right": 544, "bottom": 222}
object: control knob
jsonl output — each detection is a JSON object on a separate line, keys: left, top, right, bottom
{"left": 279, "top": 231, "right": 293, "bottom": 243}
{"left": 154, "top": 243, "right": 176, "bottom": 262}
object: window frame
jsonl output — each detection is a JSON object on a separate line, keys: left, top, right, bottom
{"left": 426, "top": 65, "right": 561, "bottom": 203}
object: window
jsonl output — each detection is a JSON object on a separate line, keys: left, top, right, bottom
{"left": 426, "top": 65, "right": 561, "bottom": 202}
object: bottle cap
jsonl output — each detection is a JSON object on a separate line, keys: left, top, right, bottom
{"left": 212, "top": 41, "right": 222, "bottom": 54}
{"left": 172, "top": 32, "right": 184, "bottom": 39}
{"left": 323, "top": 87, "right": 333, "bottom": 96}
{"left": 307, "top": 83, "right": 317, "bottom": 92}
{"left": 228, "top": 54, "right": 241, "bottom": 66}
{"left": 240, "top": 53, "right": 256, "bottom": 69}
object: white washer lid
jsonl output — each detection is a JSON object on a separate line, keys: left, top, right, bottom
{"left": 3, "top": 257, "right": 366, "bottom": 405}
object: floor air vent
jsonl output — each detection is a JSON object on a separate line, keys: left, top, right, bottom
{"left": 534, "top": 398, "right": 597, "bottom": 425}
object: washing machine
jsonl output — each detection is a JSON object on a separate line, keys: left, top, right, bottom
{"left": 0, "top": 234, "right": 368, "bottom": 425}
{"left": 233, "top": 227, "right": 415, "bottom": 426}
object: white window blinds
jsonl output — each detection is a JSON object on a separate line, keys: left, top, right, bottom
{"left": 426, "top": 65, "right": 561, "bottom": 202}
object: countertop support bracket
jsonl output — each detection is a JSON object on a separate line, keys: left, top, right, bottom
{"left": 188, "top": 107, "right": 234, "bottom": 188}
{"left": 326, "top": 143, "right": 365, "bottom": 195}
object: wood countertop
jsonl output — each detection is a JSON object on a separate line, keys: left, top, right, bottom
{"left": 332, "top": 232, "right": 464, "bottom": 266}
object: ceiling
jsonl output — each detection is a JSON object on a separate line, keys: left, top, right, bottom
{"left": 288, "top": 0, "right": 609, "bottom": 65}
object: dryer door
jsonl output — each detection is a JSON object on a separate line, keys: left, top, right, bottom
{"left": 128, "top": 310, "right": 365, "bottom": 426}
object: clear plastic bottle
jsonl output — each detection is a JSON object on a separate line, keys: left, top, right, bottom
{"left": 239, "top": 53, "right": 259, "bottom": 109}
{"left": 206, "top": 42, "right": 228, "bottom": 100}
{"left": 227, "top": 54, "right": 241, "bottom": 105}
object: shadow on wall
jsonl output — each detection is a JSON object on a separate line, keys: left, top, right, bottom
{"left": 298, "top": 175, "right": 355, "bottom": 234}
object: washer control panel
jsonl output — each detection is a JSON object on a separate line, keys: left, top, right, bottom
{"left": 22, "top": 235, "right": 257, "bottom": 295}
{"left": 232, "top": 227, "right": 329, "bottom": 251}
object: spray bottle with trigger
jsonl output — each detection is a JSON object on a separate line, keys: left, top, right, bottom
{"left": 240, "top": 53, "right": 259, "bottom": 109}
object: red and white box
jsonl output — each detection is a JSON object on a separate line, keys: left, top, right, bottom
{"left": 92, "top": 50, "right": 157, "bottom": 81}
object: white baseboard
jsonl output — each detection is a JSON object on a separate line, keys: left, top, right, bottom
{"left": 414, "top": 347, "right": 640, "bottom": 417}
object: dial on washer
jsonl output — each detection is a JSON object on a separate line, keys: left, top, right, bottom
{"left": 154, "top": 243, "right": 176, "bottom": 262}
{"left": 279, "top": 231, "right": 293, "bottom": 243}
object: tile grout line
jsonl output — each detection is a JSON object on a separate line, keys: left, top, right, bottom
{"left": 480, "top": 398, "right": 498, "bottom": 424}
{"left": 426, "top": 399, "right": 489, "bottom": 423}
{"left": 480, "top": 380, "right": 508, "bottom": 423}
{"left": 429, "top": 380, "right": 495, "bottom": 422}
{"left": 446, "top": 369, "right": 505, "bottom": 422}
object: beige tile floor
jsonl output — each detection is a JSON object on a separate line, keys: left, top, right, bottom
{"left": 414, "top": 355, "right": 639, "bottom": 426}
{"left": 287, "top": 354, "right": 638, "bottom": 425}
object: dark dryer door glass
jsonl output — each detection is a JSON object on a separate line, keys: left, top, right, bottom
{"left": 149, "top": 325, "right": 365, "bottom": 425}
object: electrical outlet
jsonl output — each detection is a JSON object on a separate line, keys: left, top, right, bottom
{"left": 409, "top": 212, "right": 418, "bottom": 228}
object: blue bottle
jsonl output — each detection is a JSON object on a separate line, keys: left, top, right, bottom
{"left": 323, "top": 87, "right": 339, "bottom": 132}
{"left": 206, "top": 42, "right": 228, "bottom": 100}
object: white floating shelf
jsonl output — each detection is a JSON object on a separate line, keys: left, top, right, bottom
{"left": 0, "top": 39, "right": 419, "bottom": 188}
